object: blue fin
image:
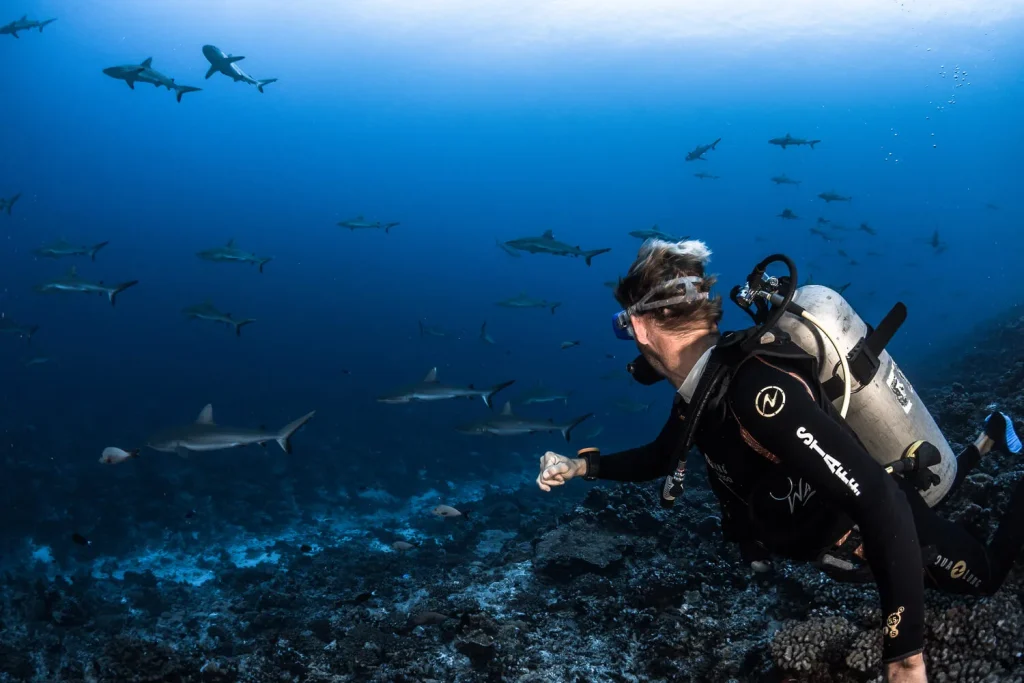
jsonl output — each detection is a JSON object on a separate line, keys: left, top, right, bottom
{"left": 985, "top": 411, "right": 1022, "bottom": 454}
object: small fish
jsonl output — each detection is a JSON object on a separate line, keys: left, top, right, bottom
{"left": 391, "top": 541, "right": 416, "bottom": 551}
{"left": 432, "top": 504, "right": 464, "bottom": 518}
{"left": 560, "top": 340, "right": 581, "bottom": 350}
{"left": 837, "top": 249, "right": 849, "bottom": 258}
{"left": 99, "top": 447, "right": 139, "bottom": 465}
{"left": 410, "top": 611, "right": 452, "bottom": 626}
{"left": 71, "top": 533, "right": 91, "bottom": 547}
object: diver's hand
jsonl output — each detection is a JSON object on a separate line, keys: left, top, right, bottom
{"left": 537, "top": 452, "right": 585, "bottom": 492}
{"left": 885, "top": 654, "right": 927, "bottom": 683}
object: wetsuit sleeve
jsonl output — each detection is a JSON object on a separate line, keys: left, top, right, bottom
{"left": 728, "top": 357, "right": 924, "bottom": 663}
{"left": 594, "top": 405, "right": 683, "bottom": 482}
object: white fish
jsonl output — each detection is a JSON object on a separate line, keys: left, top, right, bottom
{"left": 99, "top": 447, "right": 139, "bottom": 465}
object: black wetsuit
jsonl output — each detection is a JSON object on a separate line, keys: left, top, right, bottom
{"left": 592, "top": 352, "right": 1024, "bottom": 663}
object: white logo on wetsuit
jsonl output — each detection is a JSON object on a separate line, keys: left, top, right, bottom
{"left": 795, "top": 426, "right": 862, "bottom": 496}
{"left": 770, "top": 477, "right": 816, "bottom": 514}
{"left": 755, "top": 386, "right": 786, "bottom": 417}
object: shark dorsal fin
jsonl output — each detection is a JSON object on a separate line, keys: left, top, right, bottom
{"left": 500, "top": 402, "right": 514, "bottom": 416}
{"left": 423, "top": 367, "right": 438, "bottom": 383}
{"left": 141, "top": 57, "right": 153, "bottom": 68}
{"left": 542, "top": 230, "right": 553, "bottom": 239}
{"left": 356, "top": 215, "right": 364, "bottom": 220}
{"left": 68, "top": 266, "right": 77, "bottom": 277}
{"left": 196, "top": 404, "right": 214, "bottom": 424}
{"left": 226, "top": 238, "right": 235, "bottom": 247}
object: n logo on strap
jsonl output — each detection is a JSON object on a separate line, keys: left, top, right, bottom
{"left": 755, "top": 386, "right": 786, "bottom": 417}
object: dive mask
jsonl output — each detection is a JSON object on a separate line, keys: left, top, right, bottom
{"left": 611, "top": 276, "right": 708, "bottom": 341}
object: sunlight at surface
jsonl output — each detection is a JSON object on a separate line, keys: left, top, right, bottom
{"left": 210, "top": 0, "right": 1023, "bottom": 51}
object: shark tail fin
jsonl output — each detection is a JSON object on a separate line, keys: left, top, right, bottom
{"left": 256, "top": 78, "right": 277, "bottom": 93}
{"left": 385, "top": 222, "right": 400, "bottom": 234}
{"left": 90, "top": 241, "right": 110, "bottom": 261}
{"left": 258, "top": 258, "right": 271, "bottom": 274}
{"left": 710, "top": 137, "right": 722, "bottom": 149}
{"left": 108, "top": 280, "right": 139, "bottom": 307}
{"left": 234, "top": 319, "right": 256, "bottom": 337}
{"left": 584, "top": 248, "right": 611, "bottom": 267}
{"left": 562, "top": 413, "right": 594, "bottom": 443}
{"left": 810, "top": 140, "right": 821, "bottom": 149}
{"left": 550, "top": 302, "right": 561, "bottom": 315}
{"left": 175, "top": 85, "right": 201, "bottom": 103}
{"left": 5, "top": 194, "right": 19, "bottom": 215}
{"left": 275, "top": 411, "right": 316, "bottom": 454}
{"left": 483, "top": 380, "right": 516, "bottom": 409}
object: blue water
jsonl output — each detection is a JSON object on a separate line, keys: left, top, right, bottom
{"left": 2, "top": 2, "right": 1022, "bottom": 561}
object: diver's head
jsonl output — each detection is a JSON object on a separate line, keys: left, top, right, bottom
{"left": 612, "top": 239, "right": 722, "bottom": 386}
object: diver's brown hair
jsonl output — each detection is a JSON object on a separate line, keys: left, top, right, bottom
{"left": 613, "top": 239, "right": 723, "bottom": 332}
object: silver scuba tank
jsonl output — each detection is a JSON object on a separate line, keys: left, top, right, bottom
{"left": 774, "top": 285, "right": 956, "bottom": 506}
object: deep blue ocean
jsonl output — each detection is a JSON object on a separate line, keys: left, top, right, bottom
{"left": 1, "top": 0, "right": 1022, "bottom": 575}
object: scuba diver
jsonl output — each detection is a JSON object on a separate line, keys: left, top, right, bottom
{"left": 536, "top": 239, "right": 1024, "bottom": 683}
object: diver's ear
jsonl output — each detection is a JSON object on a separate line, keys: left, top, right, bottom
{"left": 632, "top": 315, "right": 652, "bottom": 345}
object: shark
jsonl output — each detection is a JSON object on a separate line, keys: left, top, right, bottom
{"left": 377, "top": 368, "right": 515, "bottom": 408}
{"left": 768, "top": 133, "right": 821, "bottom": 149}
{"left": 777, "top": 209, "right": 799, "bottom": 220}
{"left": 455, "top": 402, "right": 593, "bottom": 442}
{"left": 196, "top": 239, "right": 272, "bottom": 273}
{"left": 480, "top": 322, "right": 496, "bottom": 345}
{"left": 183, "top": 301, "right": 256, "bottom": 337}
{"left": 693, "top": 171, "right": 720, "bottom": 180}
{"left": 629, "top": 225, "right": 685, "bottom": 241}
{"left": 771, "top": 174, "right": 801, "bottom": 185}
{"left": 495, "top": 293, "right": 561, "bottom": 314}
{"left": 0, "top": 317, "right": 39, "bottom": 340}
{"left": 103, "top": 58, "right": 202, "bottom": 102}
{"left": 496, "top": 239, "right": 521, "bottom": 258}
{"left": 34, "top": 267, "right": 138, "bottom": 306}
{"left": 859, "top": 222, "right": 877, "bottom": 235}
{"left": 502, "top": 230, "right": 610, "bottom": 266}
{"left": 147, "top": 404, "right": 315, "bottom": 456}
{"left": 818, "top": 191, "right": 852, "bottom": 203}
{"left": 1, "top": 15, "right": 56, "bottom": 39}
{"left": 202, "top": 45, "right": 277, "bottom": 93}
{"left": 684, "top": 138, "right": 721, "bottom": 161}
{"left": 0, "top": 193, "right": 21, "bottom": 215}
{"left": 418, "top": 320, "right": 449, "bottom": 337}
{"left": 33, "top": 239, "right": 109, "bottom": 261}
{"left": 337, "top": 216, "right": 400, "bottom": 233}
{"left": 513, "top": 384, "right": 571, "bottom": 406}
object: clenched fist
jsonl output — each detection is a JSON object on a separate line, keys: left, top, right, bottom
{"left": 537, "top": 451, "right": 586, "bottom": 492}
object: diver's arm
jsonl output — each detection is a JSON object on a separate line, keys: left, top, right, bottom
{"left": 729, "top": 357, "right": 926, "bottom": 666}
{"left": 590, "top": 406, "right": 683, "bottom": 482}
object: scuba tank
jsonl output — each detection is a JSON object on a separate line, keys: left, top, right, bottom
{"left": 732, "top": 257, "right": 956, "bottom": 506}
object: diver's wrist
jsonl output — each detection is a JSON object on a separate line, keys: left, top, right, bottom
{"left": 573, "top": 458, "right": 588, "bottom": 476}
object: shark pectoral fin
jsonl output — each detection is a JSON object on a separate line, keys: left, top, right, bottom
{"left": 127, "top": 80, "right": 135, "bottom": 90}
{"left": 196, "top": 404, "right": 215, "bottom": 425}
{"left": 205, "top": 65, "right": 217, "bottom": 79}
{"left": 226, "top": 55, "right": 245, "bottom": 63}
{"left": 175, "top": 446, "right": 190, "bottom": 459}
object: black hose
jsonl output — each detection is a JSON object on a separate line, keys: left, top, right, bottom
{"left": 750, "top": 253, "right": 798, "bottom": 338}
